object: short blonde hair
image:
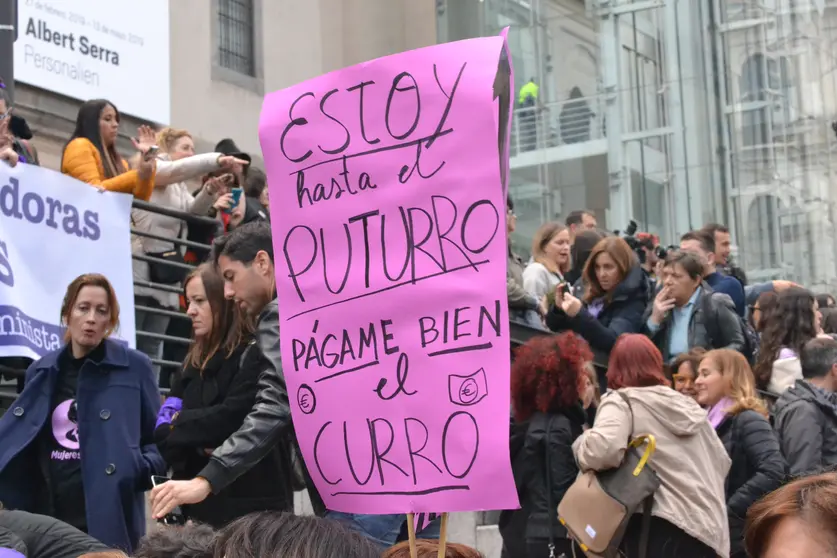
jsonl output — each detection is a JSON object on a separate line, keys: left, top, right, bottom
{"left": 156, "top": 127, "right": 192, "bottom": 154}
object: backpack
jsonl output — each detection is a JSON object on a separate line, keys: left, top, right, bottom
{"left": 701, "top": 293, "right": 759, "bottom": 365}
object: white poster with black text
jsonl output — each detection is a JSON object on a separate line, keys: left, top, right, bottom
{"left": 14, "top": 0, "right": 171, "bottom": 123}
{"left": 0, "top": 164, "right": 136, "bottom": 360}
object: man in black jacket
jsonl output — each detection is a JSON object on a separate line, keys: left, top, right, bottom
{"left": 150, "top": 221, "right": 297, "bottom": 519}
{"left": 773, "top": 337, "right": 837, "bottom": 477}
{"left": 645, "top": 250, "right": 745, "bottom": 363}
{"left": 0, "top": 510, "right": 109, "bottom": 558}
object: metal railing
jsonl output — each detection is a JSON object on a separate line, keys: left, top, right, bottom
{"left": 510, "top": 92, "right": 607, "bottom": 156}
{"left": 130, "top": 199, "right": 219, "bottom": 376}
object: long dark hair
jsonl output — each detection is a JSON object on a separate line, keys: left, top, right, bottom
{"left": 62, "top": 99, "right": 125, "bottom": 178}
{"left": 754, "top": 286, "right": 818, "bottom": 389}
{"left": 183, "top": 264, "right": 252, "bottom": 371}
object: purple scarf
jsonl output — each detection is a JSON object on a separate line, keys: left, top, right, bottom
{"left": 707, "top": 396, "right": 735, "bottom": 429}
{"left": 778, "top": 347, "right": 797, "bottom": 359}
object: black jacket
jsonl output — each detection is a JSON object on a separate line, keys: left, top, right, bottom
{"left": 772, "top": 380, "right": 837, "bottom": 477}
{"left": 199, "top": 300, "right": 293, "bottom": 495}
{"left": 644, "top": 284, "right": 746, "bottom": 363}
{"left": 546, "top": 264, "right": 649, "bottom": 362}
{"left": 521, "top": 408, "right": 587, "bottom": 541}
{"left": 499, "top": 417, "right": 530, "bottom": 558}
{"left": 0, "top": 510, "right": 108, "bottom": 558}
{"left": 717, "top": 410, "right": 786, "bottom": 555}
{"left": 156, "top": 340, "right": 291, "bottom": 526}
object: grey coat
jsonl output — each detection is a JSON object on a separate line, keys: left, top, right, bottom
{"left": 772, "top": 380, "right": 837, "bottom": 477}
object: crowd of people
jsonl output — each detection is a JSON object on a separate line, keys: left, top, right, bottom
{"left": 1, "top": 93, "right": 837, "bottom": 558}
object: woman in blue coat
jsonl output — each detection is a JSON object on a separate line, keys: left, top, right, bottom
{"left": 0, "top": 273, "right": 165, "bottom": 553}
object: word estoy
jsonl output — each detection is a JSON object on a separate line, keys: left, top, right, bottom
{"left": 25, "top": 18, "right": 120, "bottom": 65}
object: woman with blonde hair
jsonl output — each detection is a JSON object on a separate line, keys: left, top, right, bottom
{"left": 132, "top": 127, "right": 247, "bottom": 382}
{"left": 523, "top": 222, "right": 571, "bottom": 303}
{"left": 695, "top": 349, "right": 786, "bottom": 558}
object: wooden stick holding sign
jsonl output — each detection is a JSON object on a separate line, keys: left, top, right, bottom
{"left": 437, "top": 513, "right": 449, "bottom": 558}
{"left": 406, "top": 513, "right": 418, "bottom": 558}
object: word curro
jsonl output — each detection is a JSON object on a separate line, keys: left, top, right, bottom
{"left": 26, "top": 18, "right": 120, "bottom": 65}
{"left": 0, "top": 178, "right": 101, "bottom": 241}
{"left": 312, "top": 411, "right": 479, "bottom": 493}
{"left": 283, "top": 195, "right": 499, "bottom": 307}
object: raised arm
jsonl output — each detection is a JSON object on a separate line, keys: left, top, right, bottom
{"left": 62, "top": 138, "right": 155, "bottom": 200}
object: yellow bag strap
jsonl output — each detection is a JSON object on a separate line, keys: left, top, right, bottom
{"left": 629, "top": 434, "right": 657, "bottom": 476}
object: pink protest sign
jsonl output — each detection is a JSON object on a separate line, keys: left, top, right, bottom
{"left": 260, "top": 35, "right": 518, "bottom": 514}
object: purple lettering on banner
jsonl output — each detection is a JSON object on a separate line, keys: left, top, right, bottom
{"left": 0, "top": 305, "right": 64, "bottom": 356}
{"left": 260, "top": 35, "right": 518, "bottom": 515}
{"left": 0, "top": 177, "right": 102, "bottom": 241}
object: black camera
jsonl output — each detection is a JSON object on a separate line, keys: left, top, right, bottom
{"left": 655, "top": 244, "right": 677, "bottom": 261}
{"left": 616, "top": 220, "right": 646, "bottom": 264}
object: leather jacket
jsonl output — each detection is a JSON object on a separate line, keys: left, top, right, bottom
{"left": 198, "top": 299, "right": 293, "bottom": 505}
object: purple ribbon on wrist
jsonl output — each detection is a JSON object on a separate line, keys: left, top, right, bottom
{"left": 156, "top": 397, "right": 183, "bottom": 429}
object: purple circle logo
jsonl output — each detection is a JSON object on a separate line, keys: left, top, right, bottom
{"left": 52, "top": 399, "right": 80, "bottom": 450}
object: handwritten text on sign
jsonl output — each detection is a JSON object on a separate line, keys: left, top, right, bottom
{"left": 261, "top": 37, "right": 518, "bottom": 513}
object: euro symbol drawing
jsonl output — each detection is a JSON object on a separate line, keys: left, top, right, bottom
{"left": 448, "top": 368, "right": 488, "bottom": 406}
{"left": 297, "top": 384, "right": 316, "bottom": 415}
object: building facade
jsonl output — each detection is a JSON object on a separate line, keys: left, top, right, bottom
{"left": 439, "top": 0, "right": 837, "bottom": 291}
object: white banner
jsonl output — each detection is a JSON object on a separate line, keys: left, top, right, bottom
{"left": 0, "top": 164, "right": 136, "bottom": 360}
{"left": 14, "top": 0, "right": 171, "bottom": 124}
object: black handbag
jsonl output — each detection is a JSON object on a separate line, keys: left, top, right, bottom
{"left": 145, "top": 224, "right": 189, "bottom": 285}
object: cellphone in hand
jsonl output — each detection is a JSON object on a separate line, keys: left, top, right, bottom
{"left": 559, "top": 282, "right": 571, "bottom": 296}
{"left": 223, "top": 187, "right": 244, "bottom": 214}
{"left": 143, "top": 145, "right": 159, "bottom": 161}
{"left": 150, "top": 475, "right": 187, "bottom": 526}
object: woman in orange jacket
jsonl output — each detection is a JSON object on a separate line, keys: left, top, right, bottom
{"left": 61, "top": 99, "right": 156, "bottom": 200}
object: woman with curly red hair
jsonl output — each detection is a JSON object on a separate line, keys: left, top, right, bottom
{"left": 502, "top": 332, "right": 591, "bottom": 558}
{"left": 573, "top": 334, "right": 732, "bottom": 558}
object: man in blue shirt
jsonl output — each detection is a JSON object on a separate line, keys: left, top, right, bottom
{"left": 680, "top": 229, "right": 746, "bottom": 317}
{"left": 645, "top": 250, "right": 746, "bottom": 362}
